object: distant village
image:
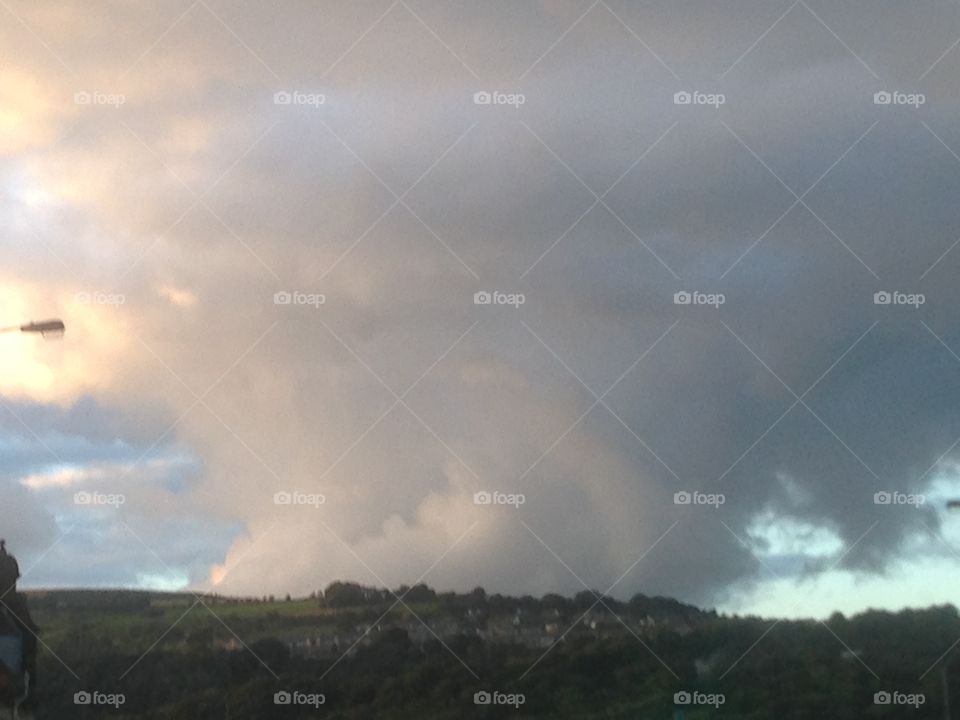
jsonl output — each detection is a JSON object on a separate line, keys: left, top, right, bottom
{"left": 210, "top": 582, "right": 715, "bottom": 659}
{"left": 276, "top": 603, "right": 707, "bottom": 660}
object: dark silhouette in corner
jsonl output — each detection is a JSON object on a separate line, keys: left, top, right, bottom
{"left": 0, "top": 540, "right": 37, "bottom": 716}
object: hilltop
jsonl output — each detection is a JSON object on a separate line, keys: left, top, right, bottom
{"left": 25, "top": 583, "right": 713, "bottom": 656}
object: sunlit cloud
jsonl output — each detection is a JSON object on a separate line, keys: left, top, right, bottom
{"left": 2, "top": 0, "right": 960, "bottom": 619}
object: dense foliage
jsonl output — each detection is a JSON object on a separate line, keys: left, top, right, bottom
{"left": 17, "top": 587, "right": 958, "bottom": 718}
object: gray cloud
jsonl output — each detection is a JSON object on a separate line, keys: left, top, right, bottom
{"left": 2, "top": 0, "right": 960, "bottom": 611}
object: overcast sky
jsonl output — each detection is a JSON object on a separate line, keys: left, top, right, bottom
{"left": 3, "top": 0, "right": 960, "bottom": 619}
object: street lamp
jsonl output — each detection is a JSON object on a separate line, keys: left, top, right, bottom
{"left": 0, "top": 319, "right": 66, "bottom": 338}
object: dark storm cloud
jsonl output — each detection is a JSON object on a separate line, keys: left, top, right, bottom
{"left": 3, "top": 0, "right": 960, "bottom": 609}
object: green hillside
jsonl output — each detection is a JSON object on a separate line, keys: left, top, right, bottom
{"left": 14, "top": 586, "right": 955, "bottom": 718}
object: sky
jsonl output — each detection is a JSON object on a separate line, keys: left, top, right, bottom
{"left": 3, "top": 0, "right": 960, "bottom": 620}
